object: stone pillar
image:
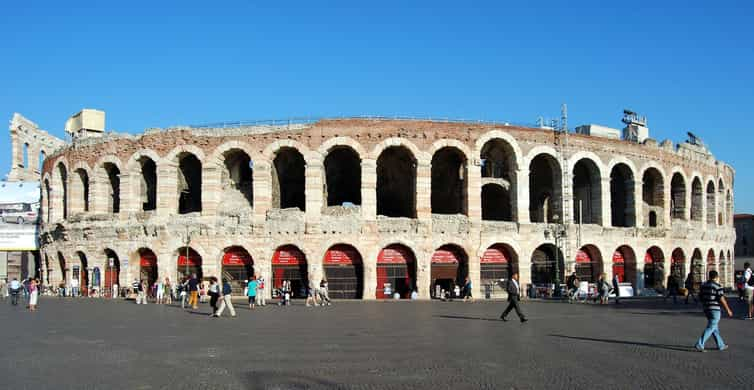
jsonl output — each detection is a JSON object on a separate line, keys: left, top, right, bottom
{"left": 468, "top": 159, "right": 482, "bottom": 222}
{"left": 468, "top": 249, "right": 481, "bottom": 298}
{"left": 701, "top": 187, "right": 707, "bottom": 231}
{"left": 157, "top": 250, "right": 174, "bottom": 285}
{"left": 516, "top": 168, "right": 530, "bottom": 223}
{"left": 157, "top": 162, "right": 177, "bottom": 217}
{"left": 601, "top": 177, "right": 611, "bottom": 227}
{"left": 363, "top": 257, "right": 377, "bottom": 300}
{"left": 202, "top": 165, "right": 220, "bottom": 216}
{"left": 416, "top": 250, "right": 431, "bottom": 299}
{"left": 633, "top": 178, "right": 643, "bottom": 228}
{"left": 252, "top": 161, "right": 272, "bottom": 225}
{"left": 360, "top": 159, "right": 377, "bottom": 220}
{"left": 305, "top": 158, "right": 324, "bottom": 223}
{"left": 416, "top": 161, "right": 431, "bottom": 220}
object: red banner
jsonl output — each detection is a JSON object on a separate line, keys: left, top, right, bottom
{"left": 481, "top": 247, "right": 509, "bottom": 264}
{"left": 140, "top": 252, "right": 157, "bottom": 267}
{"left": 576, "top": 250, "right": 591, "bottom": 264}
{"left": 644, "top": 252, "right": 654, "bottom": 264}
{"left": 324, "top": 245, "right": 361, "bottom": 265}
{"left": 612, "top": 251, "right": 625, "bottom": 264}
{"left": 378, "top": 246, "right": 414, "bottom": 264}
{"left": 222, "top": 249, "right": 252, "bottom": 266}
{"left": 272, "top": 246, "right": 305, "bottom": 265}
{"left": 431, "top": 249, "right": 459, "bottom": 264}
{"left": 178, "top": 250, "right": 201, "bottom": 266}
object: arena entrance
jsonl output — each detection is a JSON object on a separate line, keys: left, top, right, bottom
{"left": 376, "top": 244, "right": 416, "bottom": 299}
{"left": 643, "top": 246, "right": 665, "bottom": 290}
{"left": 430, "top": 245, "right": 468, "bottom": 299}
{"left": 691, "top": 249, "right": 704, "bottom": 291}
{"left": 221, "top": 246, "right": 253, "bottom": 295}
{"left": 272, "top": 245, "right": 308, "bottom": 299}
{"left": 671, "top": 248, "right": 686, "bottom": 278}
{"left": 177, "top": 248, "right": 202, "bottom": 281}
{"left": 139, "top": 249, "right": 158, "bottom": 286}
{"left": 323, "top": 244, "right": 363, "bottom": 299}
{"left": 481, "top": 244, "right": 515, "bottom": 299}
{"left": 75, "top": 252, "right": 89, "bottom": 296}
{"left": 531, "top": 244, "right": 564, "bottom": 286}
{"left": 103, "top": 249, "right": 120, "bottom": 297}
{"left": 612, "top": 246, "right": 636, "bottom": 287}
{"left": 575, "top": 245, "right": 602, "bottom": 283}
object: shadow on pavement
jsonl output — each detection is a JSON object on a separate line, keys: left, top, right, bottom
{"left": 434, "top": 315, "right": 502, "bottom": 322}
{"left": 548, "top": 334, "right": 695, "bottom": 353}
{"left": 240, "top": 370, "right": 345, "bottom": 390}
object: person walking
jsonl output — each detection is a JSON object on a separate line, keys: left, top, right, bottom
{"left": 179, "top": 278, "right": 188, "bottom": 309}
{"left": 694, "top": 270, "right": 733, "bottom": 352}
{"left": 256, "top": 275, "right": 266, "bottom": 307}
{"left": 214, "top": 278, "right": 237, "bottom": 318}
{"left": 164, "top": 278, "right": 173, "bottom": 305}
{"left": 665, "top": 273, "right": 680, "bottom": 304}
{"left": 208, "top": 277, "right": 221, "bottom": 315}
{"left": 306, "top": 279, "right": 319, "bottom": 307}
{"left": 566, "top": 272, "right": 579, "bottom": 303}
{"left": 612, "top": 272, "right": 621, "bottom": 305}
{"left": 28, "top": 278, "right": 39, "bottom": 311}
{"left": 500, "top": 273, "right": 527, "bottom": 323}
{"left": 743, "top": 273, "right": 754, "bottom": 320}
{"left": 247, "top": 276, "right": 258, "bottom": 309}
{"left": 685, "top": 271, "right": 699, "bottom": 304}
{"left": 9, "top": 278, "right": 21, "bottom": 306}
{"left": 597, "top": 273, "right": 610, "bottom": 305}
{"left": 463, "top": 277, "right": 474, "bottom": 302}
{"left": 187, "top": 273, "right": 199, "bottom": 310}
{"left": 319, "top": 279, "right": 332, "bottom": 306}
{"left": 155, "top": 278, "right": 165, "bottom": 304}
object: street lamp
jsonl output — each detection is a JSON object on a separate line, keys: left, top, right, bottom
{"left": 544, "top": 214, "right": 567, "bottom": 297}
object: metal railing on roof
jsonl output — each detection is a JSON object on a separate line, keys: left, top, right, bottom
{"left": 188, "top": 115, "right": 538, "bottom": 129}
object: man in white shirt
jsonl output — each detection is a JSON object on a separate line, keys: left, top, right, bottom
{"left": 744, "top": 262, "right": 753, "bottom": 320}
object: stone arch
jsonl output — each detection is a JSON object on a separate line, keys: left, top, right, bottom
{"left": 479, "top": 137, "right": 518, "bottom": 221}
{"left": 528, "top": 151, "right": 562, "bottom": 223}
{"left": 220, "top": 245, "right": 254, "bottom": 293}
{"left": 690, "top": 176, "right": 704, "bottom": 222}
{"left": 575, "top": 244, "right": 604, "bottom": 283}
{"left": 531, "top": 243, "right": 565, "bottom": 287}
{"left": 271, "top": 146, "right": 306, "bottom": 211}
{"left": 103, "top": 248, "right": 121, "bottom": 296}
{"left": 671, "top": 248, "right": 686, "bottom": 277}
{"left": 53, "top": 159, "right": 69, "bottom": 220}
{"left": 430, "top": 244, "right": 469, "bottom": 298}
{"left": 706, "top": 248, "right": 717, "bottom": 272}
{"left": 323, "top": 145, "right": 362, "bottom": 207}
{"left": 670, "top": 170, "right": 687, "bottom": 221}
{"left": 706, "top": 180, "right": 716, "bottom": 225}
{"left": 609, "top": 161, "right": 636, "bottom": 227}
{"left": 377, "top": 145, "right": 417, "bottom": 218}
{"left": 217, "top": 147, "right": 254, "bottom": 212}
{"left": 318, "top": 136, "right": 367, "bottom": 158}
{"left": 70, "top": 162, "right": 92, "bottom": 214}
{"left": 376, "top": 243, "right": 418, "bottom": 299}
{"left": 164, "top": 144, "right": 206, "bottom": 164}
{"left": 690, "top": 248, "right": 704, "bottom": 290}
{"left": 474, "top": 130, "right": 523, "bottom": 170}
{"left": 73, "top": 250, "right": 90, "bottom": 296}
{"left": 726, "top": 189, "right": 733, "bottom": 225}
{"left": 322, "top": 243, "right": 364, "bottom": 299}
{"left": 717, "top": 179, "right": 726, "bottom": 226}
{"left": 571, "top": 156, "right": 603, "bottom": 225}
{"left": 369, "top": 137, "right": 428, "bottom": 164}
{"left": 431, "top": 146, "right": 468, "bottom": 215}
{"left": 173, "top": 245, "right": 204, "bottom": 281}
{"left": 271, "top": 244, "right": 309, "bottom": 299}
{"left": 94, "top": 155, "right": 123, "bottom": 214}
{"left": 613, "top": 245, "right": 637, "bottom": 287}
{"left": 644, "top": 246, "right": 665, "bottom": 290}
{"left": 127, "top": 150, "right": 160, "bottom": 212}
{"left": 428, "top": 139, "right": 472, "bottom": 162}
{"left": 641, "top": 165, "right": 665, "bottom": 227}
{"left": 262, "top": 139, "right": 313, "bottom": 164}
{"left": 176, "top": 152, "right": 203, "bottom": 214}
{"left": 208, "top": 140, "right": 258, "bottom": 165}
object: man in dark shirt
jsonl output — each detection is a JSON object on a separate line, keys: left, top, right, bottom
{"left": 694, "top": 270, "right": 733, "bottom": 352}
{"left": 500, "top": 273, "right": 527, "bottom": 323}
{"left": 187, "top": 273, "right": 199, "bottom": 310}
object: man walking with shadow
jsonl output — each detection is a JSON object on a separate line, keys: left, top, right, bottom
{"left": 695, "top": 270, "right": 732, "bottom": 352}
{"left": 500, "top": 273, "right": 527, "bottom": 323}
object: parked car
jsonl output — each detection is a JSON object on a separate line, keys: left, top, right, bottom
{"left": 0, "top": 203, "right": 38, "bottom": 224}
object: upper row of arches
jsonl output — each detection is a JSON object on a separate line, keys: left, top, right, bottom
{"left": 42, "top": 134, "right": 733, "bottom": 227}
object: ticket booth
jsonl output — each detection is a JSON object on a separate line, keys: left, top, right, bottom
{"left": 221, "top": 246, "right": 253, "bottom": 295}
{"left": 323, "top": 244, "right": 363, "bottom": 299}
{"left": 272, "top": 245, "right": 308, "bottom": 299}
{"left": 376, "top": 244, "right": 416, "bottom": 299}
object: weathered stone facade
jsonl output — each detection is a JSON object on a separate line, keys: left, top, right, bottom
{"left": 36, "top": 118, "right": 736, "bottom": 299}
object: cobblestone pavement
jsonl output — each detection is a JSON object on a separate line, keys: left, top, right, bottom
{"left": 2, "top": 296, "right": 754, "bottom": 390}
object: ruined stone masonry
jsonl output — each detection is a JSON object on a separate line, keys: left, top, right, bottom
{"left": 30, "top": 116, "right": 735, "bottom": 299}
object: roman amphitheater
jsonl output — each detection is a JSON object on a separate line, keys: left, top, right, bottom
{"left": 16, "top": 111, "right": 736, "bottom": 299}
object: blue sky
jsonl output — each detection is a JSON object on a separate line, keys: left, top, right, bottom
{"left": 1, "top": 1, "right": 752, "bottom": 210}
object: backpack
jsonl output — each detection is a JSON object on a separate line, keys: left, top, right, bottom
{"left": 222, "top": 283, "right": 232, "bottom": 295}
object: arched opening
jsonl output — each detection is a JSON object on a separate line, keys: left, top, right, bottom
{"left": 481, "top": 184, "right": 512, "bottom": 221}
{"left": 717, "top": 180, "right": 725, "bottom": 226}
{"left": 726, "top": 190, "right": 732, "bottom": 225}
{"left": 103, "top": 162, "right": 120, "bottom": 213}
{"left": 272, "top": 245, "right": 308, "bottom": 299}
{"left": 377, "top": 146, "right": 416, "bottom": 218}
{"left": 22, "top": 143, "right": 28, "bottom": 168}
{"left": 644, "top": 246, "right": 665, "bottom": 290}
{"left": 706, "top": 249, "right": 716, "bottom": 272}
{"left": 139, "top": 157, "right": 157, "bottom": 211}
{"left": 324, "top": 146, "right": 361, "bottom": 207}
{"left": 480, "top": 139, "right": 516, "bottom": 221}
{"left": 529, "top": 154, "right": 562, "bottom": 223}
{"left": 104, "top": 249, "right": 120, "bottom": 298}
{"left": 272, "top": 147, "right": 305, "bottom": 211}
{"left": 610, "top": 164, "right": 635, "bottom": 227}
{"left": 431, "top": 147, "right": 467, "bottom": 215}
{"left": 642, "top": 168, "right": 664, "bottom": 227}
{"left": 613, "top": 246, "right": 637, "bottom": 287}
{"left": 575, "top": 245, "right": 603, "bottom": 283}
{"left": 377, "top": 244, "right": 417, "bottom": 299}
{"left": 221, "top": 246, "right": 253, "bottom": 295}
{"left": 75, "top": 251, "right": 89, "bottom": 296}
{"left": 572, "top": 159, "right": 602, "bottom": 225}
{"left": 38, "top": 150, "right": 46, "bottom": 172}
{"left": 482, "top": 244, "right": 517, "bottom": 298}
{"left": 44, "top": 179, "right": 51, "bottom": 224}
{"left": 670, "top": 173, "right": 686, "bottom": 220}
{"left": 56, "top": 163, "right": 68, "bottom": 219}
{"left": 177, "top": 153, "right": 202, "bottom": 214}
{"left": 691, "top": 178, "right": 703, "bottom": 222}
{"left": 74, "top": 169, "right": 90, "bottom": 213}
{"left": 671, "top": 248, "right": 686, "bottom": 278}
{"left": 706, "top": 181, "right": 715, "bottom": 225}
{"left": 531, "top": 244, "right": 565, "bottom": 286}
{"left": 323, "top": 244, "right": 363, "bottom": 299}
{"left": 719, "top": 250, "right": 726, "bottom": 286}
{"left": 430, "top": 244, "right": 468, "bottom": 299}
{"left": 220, "top": 150, "right": 253, "bottom": 212}
{"left": 176, "top": 247, "right": 202, "bottom": 281}
{"left": 691, "top": 249, "right": 704, "bottom": 291}
{"left": 139, "top": 248, "right": 158, "bottom": 286}
{"left": 57, "top": 252, "right": 67, "bottom": 284}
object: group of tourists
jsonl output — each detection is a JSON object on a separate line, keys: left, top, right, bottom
{"left": 565, "top": 272, "right": 622, "bottom": 304}
{"left": 0, "top": 277, "right": 40, "bottom": 311}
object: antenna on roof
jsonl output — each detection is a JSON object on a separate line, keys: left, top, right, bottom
{"left": 560, "top": 103, "right": 568, "bottom": 132}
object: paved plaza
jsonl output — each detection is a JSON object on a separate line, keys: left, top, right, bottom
{"left": 2, "top": 297, "right": 754, "bottom": 389}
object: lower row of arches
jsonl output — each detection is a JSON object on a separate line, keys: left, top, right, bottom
{"left": 47, "top": 243, "right": 733, "bottom": 299}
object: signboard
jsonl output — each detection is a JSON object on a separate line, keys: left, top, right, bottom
{"left": 481, "top": 247, "right": 509, "bottom": 264}
{"left": 177, "top": 252, "right": 201, "bottom": 266}
{"left": 431, "top": 249, "right": 459, "bottom": 264}
{"left": 644, "top": 252, "right": 654, "bottom": 264}
{"left": 0, "top": 181, "right": 40, "bottom": 251}
{"left": 576, "top": 250, "right": 591, "bottom": 264}
{"left": 140, "top": 252, "right": 157, "bottom": 267}
{"left": 612, "top": 251, "right": 625, "bottom": 264}
{"left": 222, "top": 249, "right": 252, "bottom": 266}
{"left": 324, "top": 245, "right": 361, "bottom": 265}
{"left": 378, "top": 246, "right": 413, "bottom": 264}
{"left": 272, "top": 246, "right": 305, "bottom": 265}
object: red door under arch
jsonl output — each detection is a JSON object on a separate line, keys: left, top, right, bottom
{"left": 177, "top": 248, "right": 202, "bottom": 281}
{"left": 323, "top": 245, "right": 363, "bottom": 299}
{"left": 272, "top": 246, "right": 308, "bottom": 299}
{"left": 140, "top": 250, "right": 158, "bottom": 286}
{"left": 377, "top": 245, "right": 416, "bottom": 299}
{"left": 222, "top": 247, "right": 253, "bottom": 295}
{"left": 431, "top": 246, "right": 467, "bottom": 298}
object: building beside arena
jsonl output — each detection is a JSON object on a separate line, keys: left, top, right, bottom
{"left": 12, "top": 109, "right": 736, "bottom": 299}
